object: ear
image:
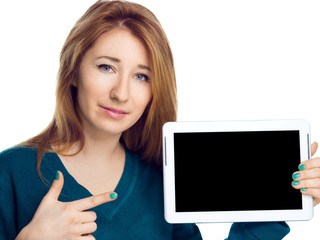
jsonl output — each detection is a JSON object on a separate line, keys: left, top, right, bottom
{"left": 71, "top": 79, "right": 78, "bottom": 88}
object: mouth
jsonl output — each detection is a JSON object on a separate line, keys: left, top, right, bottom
{"left": 100, "top": 106, "right": 128, "bottom": 119}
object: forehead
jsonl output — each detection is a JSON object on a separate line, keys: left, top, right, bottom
{"left": 87, "top": 27, "right": 150, "bottom": 65}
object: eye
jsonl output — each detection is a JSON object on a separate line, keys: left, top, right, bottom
{"left": 97, "top": 64, "right": 114, "bottom": 73}
{"left": 135, "top": 73, "right": 149, "bottom": 82}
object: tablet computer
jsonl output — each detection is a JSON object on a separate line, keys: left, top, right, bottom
{"left": 162, "top": 120, "right": 313, "bottom": 223}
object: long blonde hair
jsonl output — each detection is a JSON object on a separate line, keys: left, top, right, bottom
{"left": 22, "top": 0, "right": 177, "bottom": 179}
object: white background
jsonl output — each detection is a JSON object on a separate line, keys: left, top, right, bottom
{"left": 0, "top": 0, "right": 319, "bottom": 239}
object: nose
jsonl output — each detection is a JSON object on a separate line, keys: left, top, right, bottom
{"left": 110, "top": 74, "right": 129, "bottom": 103}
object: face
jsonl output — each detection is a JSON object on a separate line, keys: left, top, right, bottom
{"left": 75, "top": 28, "right": 152, "bottom": 139}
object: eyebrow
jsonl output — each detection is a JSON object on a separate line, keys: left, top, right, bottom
{"left": 96, "top": 56, "right": 120, "bottom": 63}
{"left": 96, "top": 56, "right": 151, "bottom": 72}
{"left": 137, "top": 64, "right": 151, "bottom": 72}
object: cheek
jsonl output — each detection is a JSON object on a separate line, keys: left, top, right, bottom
{"left": 76, "top": 79, "right": 103, "bottom": 117}
{"left": 77, "top": 74, "right": 109, "bottom": 106}
{"left": 77, "top": 82, "right": 92, "bottom": 110}
{"left": 136, "top": 86, "right": 152, "bottom": 113}
{"left": 128, "top": 84, "right": 152, "bottom": 123}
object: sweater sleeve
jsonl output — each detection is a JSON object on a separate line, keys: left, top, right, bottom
{"left": 226, "top": 222, "right": 290, "bottom": 240}
{"left": 172, "top": 223, "right": 203, "bottom": 240}
{"left": 0, "top": 152, "right": 18, "bottom": 240}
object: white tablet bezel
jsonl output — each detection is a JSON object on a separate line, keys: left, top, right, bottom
{"left": 162, "top": 119, "right": 313, "bottom": 223}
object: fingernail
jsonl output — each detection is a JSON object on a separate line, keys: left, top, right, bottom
{"left": 55, "top": 171, "right": 60, "bottom": 180}
{"left": 292, "top": 181, "right": 300, "bottom": 186}
{"left": 292, "top": 173, "right": 300, "bottom": 180}
{"left": 110, "top": 192, "right": 118, "bottom": 199}
{"left": 299, "top": 164, "right": 306, "bottom": 171}
{"left": 301, "top": 188, "right": 307, "bottom": 192}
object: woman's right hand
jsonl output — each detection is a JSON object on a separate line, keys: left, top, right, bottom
{"left": 16, "top": 171, "right": 117, "bottom": 240}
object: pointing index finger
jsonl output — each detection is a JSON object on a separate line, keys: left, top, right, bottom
{"left": 73, "top": 192, "right": 118, "bottom": 211}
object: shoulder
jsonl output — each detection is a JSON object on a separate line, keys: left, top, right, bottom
{"left": 0, "top": 145, "right": 38, "bottom": 172}
{"left": 127, "top": 150, "right": 163, "bottom": 191}
{"left": 0, "top": 145, "right": 37, "bottom": 162}
{"left": 131, "top": 151, "right": 162, "bottom": 178}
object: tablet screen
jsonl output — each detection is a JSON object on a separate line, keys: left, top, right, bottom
{"left": 174, "top": 130, "right": 302, "bottom": 212}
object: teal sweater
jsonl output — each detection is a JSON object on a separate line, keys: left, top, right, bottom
{"left": 0, "top": 146, "right": 290, "bottom": 239}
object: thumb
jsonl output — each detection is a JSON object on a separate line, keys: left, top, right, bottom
{"left": 45, "top": 171, "right": 64, "bottom": 200}
{"left": 311, "top": 142, "right": 318, "bottom": 157}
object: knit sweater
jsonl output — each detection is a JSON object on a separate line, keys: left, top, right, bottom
{"left": 0, "top": 146, "right": 290, "bottom": 239}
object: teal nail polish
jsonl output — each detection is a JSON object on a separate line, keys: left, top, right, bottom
{"left": 55, "top": 171, "right": 59, "bottom": 180}
{"left": 110, "top": 192, "right": 118, "bottom": 199}
{"left": 301, "top": 188, "right": 307, "bottom": 192}
{"left": 292, "top": 173, "right": 300, "bottom": 180}
{"left": 299, "top": 164, "right": 306, "bottom": 171}
{"left": 292, "top": 181, "right": 300, "bottom": 186}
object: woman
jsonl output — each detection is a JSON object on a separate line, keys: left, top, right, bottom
{"left": 0, "top": 1, "right": 319, "bottom": 239}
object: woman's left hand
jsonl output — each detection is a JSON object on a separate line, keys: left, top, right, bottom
{"left": 292, "top": 142, "right": 320, "bottom": 206}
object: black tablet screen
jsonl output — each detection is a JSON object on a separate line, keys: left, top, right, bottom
{"left": 174, "top": 131, "right": 302, "bottom": 212}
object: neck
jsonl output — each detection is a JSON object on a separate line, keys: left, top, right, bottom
{"left": 81, "top": 130, "right": 124, "bottom": 163}
{"left": 57, "top": 130, "right": 125, "bottom": 166}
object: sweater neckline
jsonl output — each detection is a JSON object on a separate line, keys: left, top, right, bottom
{"left": 45, "top": 148, "right": 139, "bottom": 220}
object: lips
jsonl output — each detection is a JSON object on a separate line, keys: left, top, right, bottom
{"left": 100, "top": 106, "right": 128, "bottom": 119}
